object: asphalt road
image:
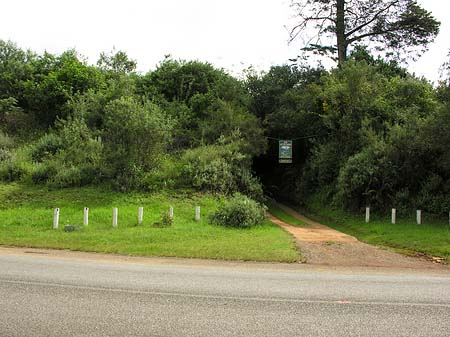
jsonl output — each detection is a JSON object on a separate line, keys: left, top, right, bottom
{"left": 1, "top": 250, "right": 450, "bottom": 337}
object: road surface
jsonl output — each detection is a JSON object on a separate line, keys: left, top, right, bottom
{"left": 1, "top": 248, "right": 450, "bottom": 336}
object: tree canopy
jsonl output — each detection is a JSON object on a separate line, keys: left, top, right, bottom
{"left": 289, "top": 0, "right": 440, "bottom": 64}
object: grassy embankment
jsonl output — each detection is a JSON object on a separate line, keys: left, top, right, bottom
{"left": 298, "top": 195, "right": 450, "bottom": 263}
{"left": 0, "top": 183, "right": 299, "bottom": 262}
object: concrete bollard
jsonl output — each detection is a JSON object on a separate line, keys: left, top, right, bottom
{"left": 169, "top": 206, "right": 174, "bottom": 219}
{"left": 84, "top": 207, "right": 89, "bottom": 226}
{"left": 138, "top": 207, "right": 144, "bottom": 225}
{"left": 195, "top": 206, "right": 201, "bottom": 221}
{"left": 53, "top": 208, "right": 60, "bottom": 229}
{"left": 416, "top": 210, "right": 422, "bottom": 225}
{"left": 365, "top": 207, "right": 370, "bottom": 223}
{"left": 391, "top": 208, "right": 396, "bottom": 224}
{"left": 112, "top": 208, "right": 118, "bottom": 228}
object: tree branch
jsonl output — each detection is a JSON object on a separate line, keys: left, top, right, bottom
{"left": 347, "top": 28, "right": 397, "bottom": 44}
{"left": 345, "top": 0, "right": 399, "bottom": 38}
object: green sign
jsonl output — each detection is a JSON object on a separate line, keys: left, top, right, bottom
{"left": 279, "top": 140, "right": 292, "bottom": 163}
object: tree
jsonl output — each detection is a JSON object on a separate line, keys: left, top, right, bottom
{"left": 289, "top": 0, "right": 440, "bottom": 64}
{"left": 23, "top": 50, "right": 103, "bottom": 126}
{"left": 97, "top": 49, "right": 136, "bottom": 74}
{"left": 439, "top": 49, "right": 450, "bottom": 84}
{"left": 0, "top": 40, "right": 35, "bottom": 104}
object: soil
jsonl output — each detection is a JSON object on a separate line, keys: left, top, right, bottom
{"left": 269, "top": 204, "right": 450, "bottom": 269}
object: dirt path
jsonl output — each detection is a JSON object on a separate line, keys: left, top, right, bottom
{"left": 270, "top": 203, "right": 449, "bottom": 269}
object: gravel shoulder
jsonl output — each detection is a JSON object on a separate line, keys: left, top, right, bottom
{"left": 269, "top": 204, "right": 450, "bottom": 270}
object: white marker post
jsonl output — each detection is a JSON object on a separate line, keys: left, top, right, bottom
{"left": 169, "top": 206, "right": 174, "bottom": 219}
{"left": 365, "top": 207, "right": 370, "bottom": 223}
{"left": 53, "top": 208, "right": 60, "bottom": 229}
{"left": 84, "top": 207, "right": 89, "bottom": 226}
{"left": 112, "top": 208, "right": 118, "bottom": 228}
{"left": 138, "top": 207, "right": 144, "bottom": 225}
{"left": 391, "top": 208, "right": 396, "bottom": 224}
{"left": 195, "top": 206, "right": 201, "bottom": 222}
{"left": 416, "top": 210, "right": 422, "bottom": 225}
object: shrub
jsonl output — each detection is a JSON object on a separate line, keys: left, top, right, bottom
{"left": 57, "top": 117, "right": 103, "bottom": 166}
{"left": 209, "top": 193, "right": 266, "bottom": 228}
{"left": 0, "top": 149, "right": 11, "bottom": 162}
{"left": 51, "top": 166, "right": 85, "bottom": 188}
{"left": 102, "top": 97, "right": 172, "bottom": 191}
{"left": 335, "top": 147, "right": 378, "bottom": 210}
{"left": 416, "top": 175, "right": 450, "bottom": 215}
{"left": 182, "top": 153, "right": 236, "bottom": 193}
{"left": 392, "top": 188, "right": 413, "bottom": 216}
{"left": 335, "top": 143, "right": 397, "bottom": 212}
{"left": 235, "top": 169, "right": 265, "bottom": 203}
{"left": 30, "top": 133, "right": 63, "bottom": 162}
{"left": 153, "top": 210, "right": 173, "bottom": 227}
{"left": 0, "top": 131, "right": 14, "bottom": 149}
{"left": 0, "top": 158, "right": 30, "bottom": 182}
{"left": 161, "top": 211, "right": 173, "bottom": 227}
{"left": 31, "top": 161, "right": 58, "bottom": 184}
{"left": 140, "top": 156, "right": 183, "bottom": 192}
{"left": 180, "top": 143, "right": 264, "bottom": 201}
{"left": 0, "top": 131, "right": 14, "bottom": 162}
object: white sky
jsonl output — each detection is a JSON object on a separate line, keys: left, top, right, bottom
{"left": 1, "top": 0, "right": 449, "bottom": 82}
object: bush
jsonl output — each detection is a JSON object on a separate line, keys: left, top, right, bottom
{"left": 235, "top": 169, "right": 265, "bottom": 203}
{"left": 0, "top": 158, "right": 30, "bottom": 182}
{"left": 183, "top": 153, "right": 236, "bottom": 193}
{"left": 392, "top": 188, "right": 413, "bottom": 215}
{"left": 416, "top": 175, "right": 450, "bottom": 215}
{"left": 50, "top": 165, "right": 92, "bottom": 188}
{"left": 30, "top": 133, "right": 63, "bottom": 162}
{"left": 0, "top": 131, "right": 14, "bottom": 149}
{"left": 140, "top": 156, "right": 183, "bottom": 192}
{"left": 153, "top": 210, "right": 173, "bottom": 228}
{"left": 180, "top": 143, "right": 264, "bottom": 201}
{"left": 0, "top": 131, "right": 14, "bottom": 162}
{"left": 102, "top": 97, "right": 172, "bottom": 191}
{"left": 209, "top": 193, "right": 266, "bottom": 228}
{"left": 31, "top": 161, "right": 58, "bottom": 184}
{"left": 0, "top": 148, "right": 11, "bottom": 162}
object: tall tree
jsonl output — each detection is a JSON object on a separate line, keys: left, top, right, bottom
{"left": 289, "top": 0, "right": 440, "bottom": 64}
{"left": 440, "top": 49, "right": 450, "bottom": 84}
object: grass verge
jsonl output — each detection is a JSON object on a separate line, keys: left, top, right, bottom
{"left": 0, "top": 183, "right": 299, "bottom": 262}
{"left": 295, "top": 196, "right": 450, "bottom": 264}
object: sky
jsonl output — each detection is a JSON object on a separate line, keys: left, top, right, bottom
{"left": 1, "top": 0, "right": 449, "bottom": 82}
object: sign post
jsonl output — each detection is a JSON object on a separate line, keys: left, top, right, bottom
{"left": 279, "top": 140, "right": 293, "bottom": 164}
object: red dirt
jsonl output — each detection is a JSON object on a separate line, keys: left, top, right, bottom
{"left": 269, "top": 204, "right": 450, "bottom": 269}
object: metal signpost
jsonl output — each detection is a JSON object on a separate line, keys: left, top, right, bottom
{"left": 278, "top": 140, "right": 293, "bottom": 163}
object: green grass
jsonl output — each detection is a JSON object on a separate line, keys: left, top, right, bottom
{"left": 266, "top": 199, "right": 308, "bottom": 227}
{"left": 297, "top": 195, "right": 450, "bottom": 264}
{"left": 0, "top": 183, "right": 299, "bottom": 262}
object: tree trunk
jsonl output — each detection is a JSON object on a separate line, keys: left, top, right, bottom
{"left": 336, "top": 0, "right": 347, "bottom": 65}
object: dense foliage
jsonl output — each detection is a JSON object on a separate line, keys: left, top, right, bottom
{"left": 1, "top": 39, "right": 449, "bottom": 217}
{"left": 250, "top": 51, "right": 450, "bottom": 216}
{"left": 0, "top": 41, "right": 265, "bottom": 198}
{"left": 209, "top": 193, "right": 266, "bottom": 228}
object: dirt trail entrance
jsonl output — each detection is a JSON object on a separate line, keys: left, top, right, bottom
{"left": 270, "top": 203, "right": 449, "bottom": 269}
